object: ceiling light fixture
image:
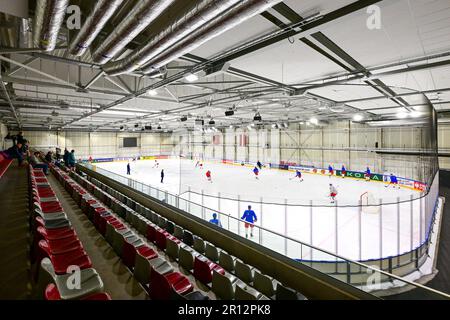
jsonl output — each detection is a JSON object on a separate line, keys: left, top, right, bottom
{"left": 185, "top": 73, "right": 198, "bottom": 82}
{"left": 353, "top": 114, "right": 363, "bottom": 122}
{"left": 147, "top": 89, "right": 157, "bottom": 96}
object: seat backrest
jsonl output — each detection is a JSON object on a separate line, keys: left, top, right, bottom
{"left": 149, "top": 267, "right": 171, "bottom": 300}
{"left": 234, "top": 283, "right": 260, "bottom": 300}
{"left": 205, "top": 242, "right": 219, "bottom": 262}
{"left": 178, "top": 246, "right": 194, "bottom": 271}
{"left": 275, "top": 283, "right": 302, "bottom": 300}
{"left": 166, "top": 221, "right": 175, "bottom": 234}
{"left": 183, "top": 230, "right": 194, "bottom": 246}
{"left": 166, "top": 238, "right": 180, "bottom": 260}
{"left": 253, "top": 270, "right": 275, "bottom": 297}
{"left": 134, "top": 252, "right": 151, "bottom": 285}
{"left": 212, "top": 270, "right": 234, "bottom": 300}
{"left": 174, "top": 225, "right": 184, "bottom": 239}
{"left": 235, "top": 260, "right": 254, "bottom": 284}
{"left": 193, "top": 236, "right": 205, "bottom": 253}
{"left": 158, "top": 216, "right": 167, "bottom": 229}
{"left": 218, "top": 251, "right": 235, "bottom": 272}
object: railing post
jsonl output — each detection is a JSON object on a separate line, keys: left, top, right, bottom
{"left": 309, "top": 199, "right": 313, "bottom": 261}
{"left": 238, "top": 195, "right": 241, "bottom": 236}
{"left": 346, "top": 262, "right": 351, "bottom": 284}
{"left": 284, "top": 198, "right": 288, "bottom": 256}
{"left": 397, "top": 196, "right": 400, "bottom": 266}
{"left": 410, "top": 194, "right": 414, "bottom": 253}
{"left": 379, "top": 198, "right": 383, "bottom": 270}
{"left": 188, "top": 186, "right": 191, "bottom": 213}
{"left": 259, "top": 197, "right": 263, "bottom": 245}
{"left": 358, "top": 199, "right": 362, "bottom": 262}
{"left": 201, "top": 190, "right": 205, "bottom": 220}
{"left": 335, "top": 200, "right": 338, "bottom": 273}
{"left": 218, "top": 192, "right": 221, "bottom": 212}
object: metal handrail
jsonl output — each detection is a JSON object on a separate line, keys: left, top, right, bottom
{"left": 81, "top": 163, "right": 449, "bottom": 299}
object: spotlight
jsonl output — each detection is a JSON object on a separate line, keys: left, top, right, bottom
{"left": 353, "top": 114, "right": 363, "bottom": 121}
{"left": 119, "top": 126, "right": 124, "bottom": 130}
{"left": 147, "top": 89, "right": 157, "bottom": 96}
{"left": 134, "top": 123, "right": 139, "bottom": 128}
{"left": 396, "top": 111, "right": 408, "bottom": 119}
{"left": 180, "top": 116, "right": 187, "bottom": 122}
{"left": 185, "top": 73, "right": 198, "bottom": 82}
{"left": 144, "top": 125, "right": 152, "bottom": 130}
{"left": 157, "top": 125, "right": 162, "bottom": 130}
{"left": 209, "top": 119, "right": 215, "bottom": 125}
{"left": 225, "top": 109, "right": 234, "bottom": 116}
{"left": 253, "top": 112, "right": 262, "bottom": 121}
{"left": 310, "top": 117, "right": 318, "bottom": 125}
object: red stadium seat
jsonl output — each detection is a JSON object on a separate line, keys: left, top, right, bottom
{"left": 193, "top": 256, "right": 225, "bottom": 284}
{"left": 149, "top": 268, "right": 193, "bottom": 300}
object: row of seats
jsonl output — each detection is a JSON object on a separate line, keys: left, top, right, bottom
{"left": 30, "top": 164, "right": 111, "bottom": 300}
{"left": 0, "top": 152, "right": 13, "bottom": 178}
{"left": 74, "top": 168, "right": 306, "bottom": 300}
{"left": 52, "top": 164, "right": 204, "bottom": 300}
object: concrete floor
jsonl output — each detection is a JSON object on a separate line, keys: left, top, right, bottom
{"left": 0, "top": 163, "right": 31, "bottom": 299}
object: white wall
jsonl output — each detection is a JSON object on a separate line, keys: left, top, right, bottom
{"left": 13, "top": 121, "right": 449, "bottom": 172}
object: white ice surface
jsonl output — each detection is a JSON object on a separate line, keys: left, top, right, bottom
{"left": 95, "top": 159, "right": 427, "bottom": 261}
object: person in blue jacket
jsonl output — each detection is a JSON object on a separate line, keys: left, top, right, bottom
{"left": 126, "top": 162, "right": 131, "bottom": 175}
{"left": 241, "top": 205, "right": 257, "bottom": 238}
{"left": 1, "top": 142, "right": 25, "bottom": 165}
{"left": 209, "top": 213, "right": 222, "bottom": 227}
{"left": 63, "top": 148, "right": 69, "bottom": 166}
{"left": 68, "top": 149, "right": 76, "bottom": 169}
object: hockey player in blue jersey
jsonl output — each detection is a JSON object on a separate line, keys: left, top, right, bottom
{"left": 290, "top": 169, "right": 303, "bottom": 182}
{"left": 241, "top": 205, "right": 257, "bottom": 238}
{"left": 341, "top": 165, "right": 346, "bottom": 178}
{"left": 328, "top": 164, "right": 334, "bottom": 178}
{"left": 365, "top": 167, "right": 371, "bottom": 181}
{"left": 386, "top": 173, "right": 399, "bottom": 189}
{"left": 253, "top": 166, "right": 259, "bottom": 180}
{"left": 126, "top": 162, "right": 131, "bottom": 175}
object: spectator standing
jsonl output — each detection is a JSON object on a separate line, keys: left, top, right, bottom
{"left": 68, "top": 149, "right": 76, "bottom": 169}
{"left": 209, "top": 213, "right": 222, "bottom": 227}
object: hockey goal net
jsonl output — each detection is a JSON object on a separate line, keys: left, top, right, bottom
{"left": 360, "top": 192, "right": 381, "bottom": 214}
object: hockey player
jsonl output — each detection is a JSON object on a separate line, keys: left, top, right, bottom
{"left": 329, "top": 183, "right": 338, "bottom": 203}
{"left": 206, "top": 170, "right": 212, "bottom": 182}
{"left": 365, "top": 167, "right": 371, "bottom": 181}
{"left": 161, "top": 169, "right": 164, "bottom": 183}
{"left": 328, "top": 164, "right": 334, "bottom": 178}
{"left": 386, "top": 173, "right": 399, "bottom": 189}
{"left": 126, "top": 162, "right": 131, "bottom": 175}
{"left": 290, "top": 169, "right": 303, "bottom": 181}
{"left": 241, "top": 205, "right": 257, "bottom": 238}
{"left": 195, "top": 160, "right": 200, "bottom": 168}
{"left": 253, "top": 166, "right": 259, "bottom": 180}
{"left": 257, "top": 160, "right": 263, "bottom": 170}
{"left": 341, "top": 165, "right": 346, "bottom": 178}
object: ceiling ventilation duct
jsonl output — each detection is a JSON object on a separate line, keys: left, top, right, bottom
{"left": 91, "top": 0, "right": 176, "bottom": 65}
{"left": 68, "top": 0, "right": 124, "bottom": 56}
{"left": 103, "top": 0, "right": 241, "bottom": 75}
{"left": 32, "top": 0, "right": 69, "bottom": 51}
{"left": 141, "top": 0, "right": 283, "bottom": 74}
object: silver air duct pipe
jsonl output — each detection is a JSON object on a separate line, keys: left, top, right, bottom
{"left": 68, "top": 0, "right": 124, "bottom": 56}
{"left": 142, "top": 0, "right": 282, "bottom": 74}
{"left": 32, "top": 0, "right": 69, "bottom": 51}
{"left": 91, "top": 0, "right": 176, "bottom": 65}
{"left": 103, "top": 0, "right": 241, "bottom": 76}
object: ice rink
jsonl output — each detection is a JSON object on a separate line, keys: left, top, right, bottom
{"left": 95, "top": 158, "right": 426, "bottom": 261}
